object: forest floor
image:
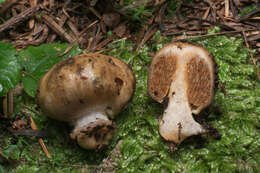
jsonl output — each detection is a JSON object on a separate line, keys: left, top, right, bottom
{"left": 0, "top": 0, "right": 260, "bottom": 173}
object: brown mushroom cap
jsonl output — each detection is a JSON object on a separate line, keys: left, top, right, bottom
{"left": 37, "top": 53, "right": 135, "bottom": 149}
{"left": 148, "top": 42, "right": 216, "bottom": 143}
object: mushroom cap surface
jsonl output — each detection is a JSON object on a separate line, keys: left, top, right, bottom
{"left": 37, "top": 53, "right": 135, "bottom": 123}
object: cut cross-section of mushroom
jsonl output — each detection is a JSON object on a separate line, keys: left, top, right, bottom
{"left": 148, "top": 42, "right": 217, "bottom": 144}
{"left": 37, "top": 53, "right": 135, "bottom": 150}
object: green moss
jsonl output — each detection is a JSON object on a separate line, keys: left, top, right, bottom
{"left": 239, "top": 4, "right": 258, "bottom": 17}
{"left": 106, "top": 30, "right": 260, "bottom": 172}
{"left": 1, "top": 29, "right": 260, "bottom": 172}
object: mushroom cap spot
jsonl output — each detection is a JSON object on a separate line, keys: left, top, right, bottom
{"left": 36, "top": 53, "right": 135, "bottom": 122}
{"left": 148, "top": 42, "right": 216, "bottom": 112}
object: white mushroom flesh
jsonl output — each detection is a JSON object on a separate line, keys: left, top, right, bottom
{"left": 148, "top": 42, "right": 216, "bottom": 144}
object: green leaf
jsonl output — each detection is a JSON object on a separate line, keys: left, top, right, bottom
{"left": 0, "top": 42, "right": 21, "bottom": 97}
{"left": 19, "top": 44, "right": 82, "bottom": 97}
{"left": 0, "top": 165, "right": 3, "bottom": 173}
{"left": 21, "top": 75, "right": 38, "bottom": 97}
{"left": 3, "top": 145, "right": 19, "bottom": 160}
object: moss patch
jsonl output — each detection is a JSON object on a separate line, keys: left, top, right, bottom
{"left": 1, "top": 29, "right": 260, "bottom": 172}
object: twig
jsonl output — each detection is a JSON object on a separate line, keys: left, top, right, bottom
{"left": 10, "top": 129, "right": 49, "bottom": 138}
{"left": 234, "top": 161, "right": 260, "bottom": 168}
{"left": 111, "top": 37, "right": 127, "bottom": 44}
{"left": 95, "top": 47, "right": 113, "bottom": 54}
{"left": 3, "top": 95, "right": 8, "bottom": 117}
{"left": 242, "top": 31, "right": 260, "bottom": 81}
{"left": 202, "top": 7, "right": 210, "bottom": 20}
{"left": 0, "top": 0, "right": 19, "bottom": 14}
{"left": 29, "top": 0, "right": 38, "bottom": 29}
{"left": 89, "top": 7, "right": 102, "bottom": 19}
{"left": 0, "top": 5, "right": 40, "bottom": 33}
{"left": 172, "top": 29, "right": 255, "bottom": 41}
{"left": 59, "top": 20, "right": 99, "bottom": 57}
{"left": 218, "top": 82, "right": 229, "bottom": 96}
{"left": 23, "top": 71, "right": 39, "bottom": 81}
{"left": 225, "top": 0, "right": 229, "bottom": 17}
{"left": 137, "top": 24, "right": 158, "bottom": 50}
{"left": 41, "top": 14, "right": 75, "bottom": 43}
{"left": 67, "top": 20, "right": 80, "bottom": 38}
{"left": 79, "top": 20, "right": 99, "bottom": 36}
{"left": 28, "top": 115, "right": 51, "bottom": 158}
{"left": 8, "top": 90, "right": 13, "bottom": 116}
{"left": 20, "top": 159, "right": 99, "bottom": 168}
{"left": 237, "top": 7, "right": 260, "bottom": 22}
{"left": 95, "top": 35, "right": 114, "bottom": 51}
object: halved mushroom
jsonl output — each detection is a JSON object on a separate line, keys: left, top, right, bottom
{"left": 148, "top": 42, "right": 217, "bottom": 144}
{"left": 37, "top": 53, "right": 135, "bottom": 150}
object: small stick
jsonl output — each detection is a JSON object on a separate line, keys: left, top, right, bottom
{"left": 95, "top": 47, "right": 113, "bottom": 54}
{"left": 119, "top": 0, "right": 124, "bottom": 6}
{"left": 202, "top": 7, "right": 210, "bottom": 20}
{"left": 79, "top": 20, "right": 99, "bottom": 36}
{"left": 249, "top": 17, "right": 260, "bottom": 20}
{"left": 28, "top": 115, "right": 51, "bottom": 158}
{"left": 42, "top": 14, "right": 75, "bottom": 43}
{"left": 0, "top": 5, "right": 40, "bottom": 33}
{"left": 29, "top": 0, "right": 37, "bottom": 29}
{"left": 3, "top": 95, "right": 8, "bottom": 117}
{"left": 242, "top": 31, "right": 260, "bottom": 81}
{"left": 218, "top": 82, "right": 229, "bottom": 96}
{"left": 59, "top": 20, "right": 99, "bottom": 57}
{"left": 225, "top": 0, "right": 229, "bottom": 17}
{"left": 111, "top": 37, "right": 127, "bottom": 44}
{"left": 49, "top": 0, "right": 55, "bottom": 9}
{"left": 172, "top": 29, "right": 255, "bottom": 41}
{"left": 0, "top": 0, "right": 19, "bottom": 14}
{"left": 7, "top": 90, "right": 13, "bottom": 116}
{"left": 95, "top": 35, "right": 114, "bottom": 51}
{"left": 89, "top": 7, "right": 102, "bottom": 19}
{"left": 67, "top": 20, "right": 80, "bottom": 39}
{"left": 137, "top": 25, "right": 158, "bottom": 50}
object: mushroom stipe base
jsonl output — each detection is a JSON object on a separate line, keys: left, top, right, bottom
{"left": 70, "top": 118, "right": 117, "bottom": 150}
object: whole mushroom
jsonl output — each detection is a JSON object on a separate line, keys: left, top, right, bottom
{"left": 37, "top": 53, "right": 135, "bottom": 150}
{"left": 148, "top": 42, "right": 217, "bottom": 144}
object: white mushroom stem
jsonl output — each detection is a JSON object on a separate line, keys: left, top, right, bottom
{"left": 70, "top": 111, "right": 116, "bottom": 150}
{"left": 159, "top": 66, "right": 206, "bottom": 144}
{"left": 73, "top": 112, "right": 109, "bottom": 129}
